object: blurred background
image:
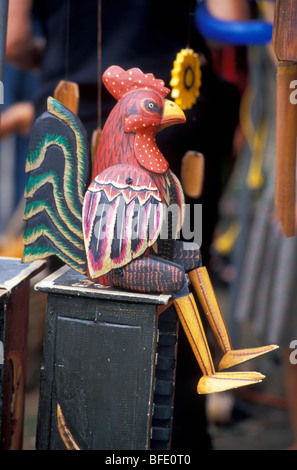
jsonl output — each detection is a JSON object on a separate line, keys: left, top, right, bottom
{"left": 1, "top": 0, "right": 296, "bottom": 450}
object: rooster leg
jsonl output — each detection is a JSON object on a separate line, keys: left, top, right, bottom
{"left": 105, "top": 255, "right": 272, "bottom": 394}
{"left": 105, "top": 255, "right": 269, "bottom": 394}
{"left": 188, "top": 267, "right": 278, "bottom": 371}
{"left": 172, "top": 289, "right": 266, "bottom": 394}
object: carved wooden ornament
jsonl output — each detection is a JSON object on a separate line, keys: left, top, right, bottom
{"left": 22, "top": 66, "right": 277, "bottom": 395}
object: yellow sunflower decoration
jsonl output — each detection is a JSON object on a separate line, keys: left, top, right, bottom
{"left": 170, "top": 48, "right": 202, "bottom": 110}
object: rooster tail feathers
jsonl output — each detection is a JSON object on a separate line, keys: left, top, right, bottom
{"left": 22, "top": 97, "right": 91, "bottom": 274}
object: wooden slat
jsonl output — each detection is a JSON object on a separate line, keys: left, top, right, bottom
{"left": 272, "top": 0, "right": 297, "bottom": 237}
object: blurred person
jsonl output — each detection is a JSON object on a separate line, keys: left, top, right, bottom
{"left": 0, "top": 1, "right": 42, "bottom": 248}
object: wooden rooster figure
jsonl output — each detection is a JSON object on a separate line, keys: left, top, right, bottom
{"left": 22, "top": 66, "right": 277, "bottom": 394}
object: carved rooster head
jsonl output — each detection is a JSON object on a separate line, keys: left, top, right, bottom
{"left": 93, "top": 66, "right": 186, "bottom": 177}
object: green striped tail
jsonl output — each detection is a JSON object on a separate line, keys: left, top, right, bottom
{"left": 22, "top": 97, "right": 91, "bottom": 274}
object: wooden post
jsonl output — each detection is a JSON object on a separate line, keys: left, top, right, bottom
{"left": 0, "top": 257, "right": 46, "bottom": 450}
{"left": 35, "top": 266, "right": 178, "bottom": 450}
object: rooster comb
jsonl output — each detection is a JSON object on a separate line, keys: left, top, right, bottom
{"left": 103, "top": 65, "right": 170, "bottom": 100}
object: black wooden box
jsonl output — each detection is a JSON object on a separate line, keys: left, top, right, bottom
{"left": 35, "top": 266, "right": 179, "bottom": 450}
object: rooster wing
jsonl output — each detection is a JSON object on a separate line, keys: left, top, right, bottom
{"left": 83, "top": 164, "right": 164, "bottom": 279}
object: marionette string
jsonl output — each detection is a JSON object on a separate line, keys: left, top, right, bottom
{"left": 187, "top": 0, "right": 194, "bottom": 48}
{"left": 64, "top": 0, "right": 70, "bottom": 83}
{"left": 97, "top": 0, "right": 102, "bottom": 130}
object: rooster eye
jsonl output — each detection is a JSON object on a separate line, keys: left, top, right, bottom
{"left": 142, "top": 99, "right": 162, "bottom": 115}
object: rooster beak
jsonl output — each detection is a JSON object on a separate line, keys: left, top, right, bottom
{"left": 159, "top": 99, "right": 186, "bottom": 131}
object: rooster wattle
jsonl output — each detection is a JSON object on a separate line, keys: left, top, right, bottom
{"left": 22, "top": 66, "right": 277, "bottom": 394}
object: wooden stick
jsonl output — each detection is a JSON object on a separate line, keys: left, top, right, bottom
{"left": 272, "top": 0, "right": 297, "bottom": 237}
{"left": 54, "top": 80, "right": 79, "bottom": 115}
{"left": 275, "top": 62, "right": 297, "bottom": 237}
{"left": 181, "top": 151, "right": 204, "bottom": 198}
